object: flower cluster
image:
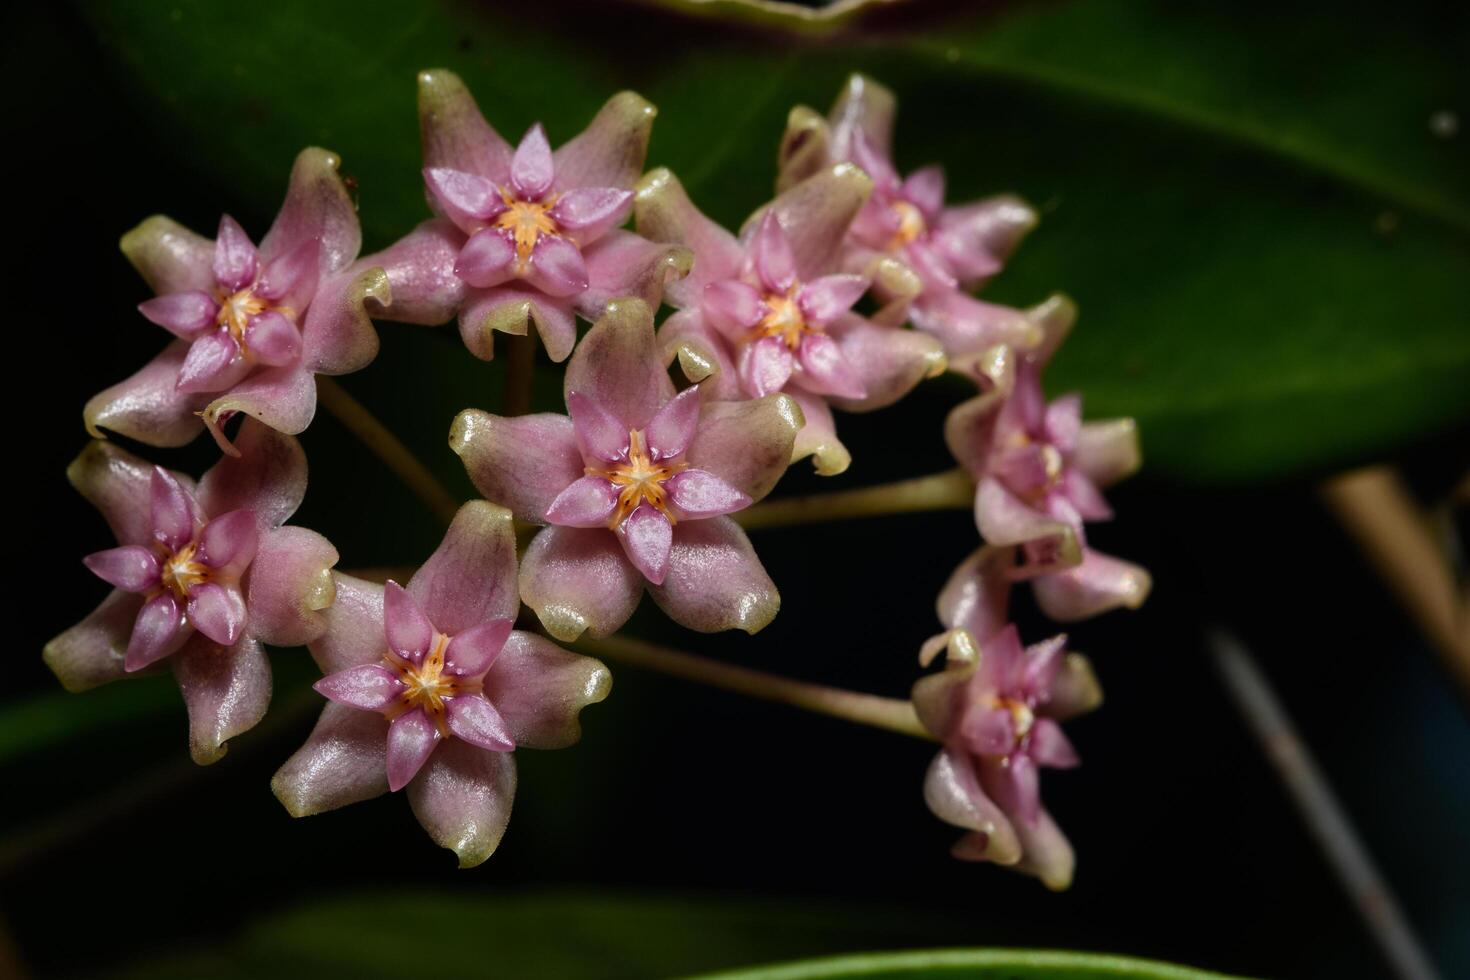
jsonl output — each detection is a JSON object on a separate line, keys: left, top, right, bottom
{"left": 47, "top": 69, "right": 1146, "bottom": 877}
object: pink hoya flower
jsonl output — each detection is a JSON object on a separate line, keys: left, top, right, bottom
{"left": 777, "top": 74, "right": 1060, "bottom": 386}
{"left": 85, "top": 149, "right": 389, "bottom": 454}
{"left": 44, "top": 421, "right": 339, "bottom": 764}
{"left": 451, "top": 298, "right": 800, "bottom": 641}
{"left": 914, "top": 547, "right": 1102, "bottom": 890}
{"left": 636, "top": 164, "right": 944, "bottom": 476}
{"left": 356, "top": 70, "right": 690, "bottom": 363}
{"left": 946, "top": 360, "right": 1150, "bottom": 620}
{"left": 272, "top": 501, "right": 611, "bottom": 868}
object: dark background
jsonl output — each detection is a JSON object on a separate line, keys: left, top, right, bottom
{"left": 7, "top": 3, "right": 1468, "bottom": 978}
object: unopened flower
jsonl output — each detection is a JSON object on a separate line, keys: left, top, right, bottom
{"left": 272, "top": 501, "right": 610, "bottom": 868}
{"left": 945, "top": 361, "right": 1150, "bottom": 620}
{"left": 452, "top": 298, "right": 799, "bottom": 641}
{"left": 636, "top": 165, "right": 944, "bottom": 476}
{"left": 86, "top": 149, "right": 389, "bottom": 454}
{"left": 357, "top": 70, "right": 690, "bottom": 363}
{"left": 777, "top": 74, "right": 1065, "bottom": 388}
{"left": 914, "top": 548, "right": 1102, "bottom": 890}
{"left": 44, "top": 422, "right": 339, "bottom": 763}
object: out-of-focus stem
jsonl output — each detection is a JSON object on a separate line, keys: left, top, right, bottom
{"left": 577, "top": 633, "right": 932, "bottom": 740}
{"left": 502, "top": 333, "right": 536, "bottom": 417}
{"left": 1320, "top": 465, "right": 1470, "bottom": 701}
{"left": 736, "top": 468, "right": 974, "bottom": 531}
{"left": 317, "top": 377, "right": 459, "bottom": 528}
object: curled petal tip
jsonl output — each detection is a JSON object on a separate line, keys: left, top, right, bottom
{"left": 923, "top": 347, "right": 948, "bottom": 379}
{"left": 536, "top": 603, "right": 591, "bottom": 643}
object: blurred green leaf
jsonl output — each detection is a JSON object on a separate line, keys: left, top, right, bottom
{"left": 79, "top": 0, "right": 1469, "bottom": 481}
{"left": 695, "top": 948, "right": 1239, "bottom": 980}
{"left": 0, "top": 678, "right": 178, "bottom": 765}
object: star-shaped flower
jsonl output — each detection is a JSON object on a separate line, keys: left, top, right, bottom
{"left": 45, "top": 421, "right": 339, "bottom": 763}
{"left": 452, "top": 298, "right": 800, "bottom": 641}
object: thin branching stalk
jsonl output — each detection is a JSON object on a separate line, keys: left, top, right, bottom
{"left": 736, "top": 468, "right": 974, "bottom": 530}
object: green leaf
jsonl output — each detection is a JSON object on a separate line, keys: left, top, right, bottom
{"left": 0, "top": 678, "right": 179, "bottom": 766}
{"left": 78, "top": 0, "right": 1469, "bottom": 481}
{"left": 694, "top": 948, "right": 1242, "bottom": 980}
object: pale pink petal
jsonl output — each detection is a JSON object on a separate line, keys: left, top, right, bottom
{"left": 701, "top": 280, "right": 765, "bottom": 336}
{"left": 575, "top": 231, "right": 692, "bottom": 320}
{"left": 827, "top": 74, "right": 897, "bottom": 163}
{"left": 1028, "top": 718, "right": 1080, "bottom": 769}
{"left": 922, "top": 748, "right": 1021, "bottom": 864}
{"left": 974, "top": 477, "right": 1080, "bottom": 573}
{"left": 450, "top": 410, "right": 584, "bottom": 523}
{"left": 258, "top": 147, "right": 362, "bottom": 275}
{"left": 300, "top": 265, "right": 390, "bottom": 377}
{"left": 197, "top": 509, "right": 258, "bottom": 573}
{"left": 1045, "top": 653, "right": 1104, "bottom": 721}
{"left": 173, "top": 633, "right": 271, "bottom": 764}
{"left": 406, "top": 738, "right": 516, "bottom": 868}
{"left": 787, "top": 387, "right": 850, "bottom": 477}
{"left": 549, "top": 187, "right": 633, "bottom": 239}
{"left": 567, "top": 391, "right": 631, "bottom": 461}
{"left": 418, "top": 69, "right": 513, "bottom": 184}
{"left": 83, "top": 546, "right": 159, "bottom": 593}
{"left": 271, "top": 702, "right": 389, "bottom": 816}
{"left": 617, "top": 504, "right": 673, "bottom": 585}
{"left": 1021, "top": 635, "right": 1068, "bottom": 700}
{"left": 245, "top": 526, "right": 338, "bottom": 647}
{"left": 985, "top": 753, "right": 1040, "bottom": 825}
{"left": 749, "top": 211, "right": 796, "bottom": 293}
{"left": 196, "top": 419, "right": 307, "bottom": 533}
{"left": 658, "top": 308, "right": 741, "bottom": 399}
{"left": 1033, "top": 549, "right": 1152, "bottom": 622}
{"left": 524, "top": 235, "right": 589, "bottom": 298}
{"left": 407, "top": 501, "right": 522, "bottom": 632}
{"left": 795, "top": 332, "right": 866, "bottom": 400}
{"left": 1044, "top": 394, "right": 1082, "bottom": 453}
{"left": 125, "top": 593, "right": 188, "bottom": 671}
{"left": 647, "top": 517, "right": 778, "bottom": 634}
{"left": 445, "top": 696, "right": 515, "bottom": 751}
{"left": 201, "top": 365, "right": 317, "bottom": 450}
{"left": 243, "top": 311, "right": 301, "bottom": 367}
{"left": 457, "top": 284, "right": 576, "bottom": 363}
{"left": 936, "top": 546, "right": 1012, "bottom": 643}
{"left": 942, "top": 389, "right": 1006, "bottom": 476}
{"left": 443, "top": 619, "right": 515, "bottom": 678}
{"left": 962, "top": 707, "right": 1016, "bottom": 757}
{"left": 84, "top": 342, "right": 208, "bottom": 448}
{"left": 1075, "top": 419, "right": 1141, "bottom": 488}
{"left": 634, "top": 168, "right": 742, "bottom": 307}
{"left": 902, "top": 165, "right": 946, "bottom": 218}
{"left": 186, "top": 582, "right": 247, "bottom": 646}
{"left": 909, "top": 292, "right": 1039, "bottom": 358}
{"left": 665, "top": 469, "right": 750, "bottom": 520}
{"left": 65, "top": 441, "right": 167, "bottom": 547}
{"left": 386, "top": 709, "right": 441, "bottom": 792}
{"left": 510, "top": 124, "right": 555, "bottom": 200}
{"left": 683, "top": 394, "right": 801, "bottom": 502}
{"left": 384, "top": 580, "right": 434, "bottom": 663}
{"left": 423, "top": 167, "right": 507, "bottom": 232}
{"left": 256, "top": 237, "right": 320, "bottom": 308}
{"left": 150, "top": 467, "right": 197, "bottom": 551}
{"left": 484, "top": 631, "right": 611, "bottom": 750}
{"left": 553, "top": 91, "right": 655, "bottom": 191}
{"left": 562, "top": 298, "right": 674, "bottom": 429}
{"left": 935, "top": 194, "right": 1038, "bottom": 286}
{"left": 176, "top": 332, "right": 248, "bottom": 395}
{"left": 44, "top": 590, "right": 141, "bottom": 692}
{"left": 1010, "top": 805, "right": 1076, "bottom": 891}
{"left": 315, "top": 664, "right": 404, "bottom": 712}
{"left": 797, "top": 274, "right": 868, "bottom": 326}
{"left": 738, "top": 335, "right": 794, "bottom": 398}
{"left": 519, "top": 525, "right": 643, "bottom": 642}
{"left": 455, "top": 228, "right": 517, "bottom": 288}
{"left": 1060, "top": 468, "right": 1113, "bottom": 522}
{"left": 306, "top": 573, "right": 385, "bottom": 675}
{"left": 121, "top": 215, "right": 215, "bottom": 295}
{"left": 644, "top": 385, "right": 701, "bottom": 459}
{"left": 755, "top": 163, "right": 872, "bottom": 281}
{"left": 213, "top": 214, "right": 259, "bottom": 290}
{"left": 545, "top": 476, "right": 620, "bottom": 528}
{"left": 357, "top": 219, "right": 467, "bottom": 326}
{"left": 139, "top": 291, "right": 217, "bottom": 339}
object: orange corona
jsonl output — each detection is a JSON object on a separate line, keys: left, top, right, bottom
{"left": 588, "top": 429, "right": 686, "bottom": 528}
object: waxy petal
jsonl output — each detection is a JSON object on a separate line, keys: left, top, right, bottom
{"left": 795, "top": 332, "right": 866, "bottom": 400}
{"left": 84, "top": 342, "right": 207, "bottom": 448}
{"left": 197, "top": 420, "right": 308, "bottom": 534}
{"left": 358, "top": 219, "right": 466, "bottom": 327}
{"left": 44, "top": 590, "right": 141, "bottom": 692}
{"left": 902, "top": 165, "right": 946, "bottom": 219}
{"left": 824, "top": 314, "right": 945, "bottom": 413}
{"left": 84, "top": 545, "right": 159, "bottom": 593}
{"left": 665, "top": 469, "right": 750, "bottom": 521}
{"left": 510, "top": 123, "right": 555, "bottom": 200}
{"left": 272, "top": 703, "right": 389, "bottom": 816}
{"left": 484, "top": 631, "right": 611, "bottom": 750}
{"left": 1033, "top": 550, "right": 1152, "bottom": 622}
{"left": 1044, "top": 394, "right": 1082, "bottom": 453}
{"left": 121, "top": 215, "right": 215, "bottom": 295}
{"left": 787, "top": 388, "right": 850, "bottom": 477}
{"left": 259, "top": 147, "right": 362, "bottom": 275}
{"left": 1046, "top": 653, "right": 1104, "bottom": 721}
{"left": 213, "top": 215, "right": 259, "bottom": 291}
{"left": 647, "top": 517, "right": 778, "bottom": 634}
{"left": 750, "top": 211, "right": 797, "bottom": 293}
{"left": 545, "top": 476, "right": 621, "bottom": 528}
{"left": 187, "top": 582, "right": 247, "bottom": 646}
{"left": 455, "top": 228, "right": 517, "bottom": 288}
{"left": 458, "top": 285, "right": 576, "bottom": 363}
{"left": 645, "top": 385, "right": 701, "bottom": 459}
{"left": 445, "top": 696, "right": 515, "bottom": 752}
{"left": 139, "top": 291, "right": 217, "bottom": 339}
{"left": 1060, "top": 468, "right": 1113, "bottom": 522}
{"left": 301, "top": 265, "right": 390, "bottom": 377}
{"left": 524, "top": 235, "right": 589, "bottom": 298}
{"left": 575, "top": 231, "right": 692, "bottom": 322}
{"left": 797, "top": 274, "right": 868, "bottom": 325}
{"left": 683, "top": 394, "right": 802, "bottom": 502}
{"left": 563, "top": 298, "right": 674, "bottom": 430}
{"left": 974, "top": 477, "right": 1081, "bottom": 573}
{"left": 451, "top": 410, "right": 583, "bottom": 524}
{"left": 738, "top": 335, "right": 795, "bottom": 398}
{"left": 567, "top": 390, "right": 631, "bottom": 462}
{"left": 406, "top": 738, "right": 516, "bottom": 868}
{"left": 246, "top": 526, "right": 338, "bottom": 647}
{"left": 553, "top": 91, "right": 655, "bottom": 191}
{"left": 618, "top": 504, "right": 673, "bottom": 584}
{"left": 197, "top": 509, "right": 259, "bottom": 573}
{"left": 256, "top": 237, "right": 320, "bottom": 309}
{"left": 201, "top": 365, "right": 317, "bottom": 452}
{"left": 702, "top": 280, "right": 766, "bottom": 335}
{"left": 307, "top": 573, "right": 385, "bottom": 675}
{"left": 418, "top": 70, "right": 513, "bottom": 183}
{"left": 1010, "top": 805, "right": 1076, "bottom": 892}
{"left": 384, "top": 581, "right": 434, "bottom": 663}
{"left": 443, "top": 619, "right": 515, "bottom": 678}
{"left": 659, "top": 308, "right": 740, "bottom": 398}
{"left": 387, "top": 709, "right": 441, "bottom": 792}
{"left": 922, "top": 748, "right": 1020, "bottom": 865}
{"left": 519, "top": 526, "right": 643, "bottom": 642}
{"left": 1075, "top": 419, "right": 1142, "bottom": 488}
{"left": 406, "top": 502, "right": 521, "bottom": 633}
{"left": 423, "top": 167, "right": 507, "bottom": 231}
{"left": 549, "top": 187, "right": 634, "bottom": 238}
{"left": 126, "top": 592, "right": 188, "bottom": 671}
{"left": 753, "top": 164, "right": 872, "bottom": 281}
{"left": 66, "top": 441, "right": 170, "bottom": 546}
{"left": 936, "top": 546, "right": 1012, "bottom": 644}
{"left": 828, "top": 74, "right": 897, "bottom": 168}
{"left": 173, "top": 633, "right": 271, "bottom": 765}
{"left": 177, "top": 331, "right": 249, "bottom": 395}
{"left": 244, "top": 311, "right": 301, "bottom": 367}
{"left": 315, "top": 664, "right": 405, "bottom": 712}
{"left": 1028, "top": 718, "right": 1080, "bottom": 769}
{"left": 935, "top": 194, "right": 1038, "bottom": 286}
{"left": 986, "top": 753, "right": 1040, "bottom": 825}
{"left": 909, "top": 292, "right": 1041, "bottom": 359}
{"left": 962, "top": 707, "right": 1017, "bottom": 757}
{"left": 150, "top": 467, "right": 198, "bottom": 551}
{"left": 634, "top": 168, "right": 743, "bottom": 307}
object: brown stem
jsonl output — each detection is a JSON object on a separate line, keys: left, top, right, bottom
{"left": 502, "top": 333, "right": 536, "bottom": 417}
{"left": 736, "top": 468, "right": 974, "bottom": 531}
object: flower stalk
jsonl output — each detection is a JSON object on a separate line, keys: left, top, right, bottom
{"left": 735, "top": 467, "right": 973, "bottom": 530}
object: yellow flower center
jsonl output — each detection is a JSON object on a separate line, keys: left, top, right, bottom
{"left": 752, "top": 288, "right": 815, "bottom": 351}
{"left": 215, "top": 287, "right": 293, "bottom": 357}
{"left": 890, "top": 199, "right": 927, "bottom": 248}
{"left": 387, "top": 633, "right": 476, "bottom": 737}
{"left": 994, "top": 695, "right": 1035, "bottom": 742}
{"left": 494, "top": 191, "right": 561, "bottom": 265}
{"left": 157, "top": 542, "right": 209, "bottom": 601}
{"left": 588, "top": 428, "right": 687, "bottom": 529}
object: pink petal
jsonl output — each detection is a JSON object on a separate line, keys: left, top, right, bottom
{"left": 300, "top": 265, "right": 389, "bottom": 376}
{"left": 244, "top": 311, "right": 302, "bottom": 367}
{"left": 484, "top": 631, "right": 612, "bottom": 750}
{"left": 445, "top": 695, "right": 515, "bottom": 752}
{"left": 406, "top": 501, "right": 522, "bottom": 634}
{"left": 1044, "top": 394, "right": 1082, "bottom": 453}
{"left": 443, "top": 619, "right": 515, "bottom": 678}
{"left": 66, "top": 441, "right": 166, "bottom": 547}
{"left": 548, "top": 187, "right": 633, "bottom": 238}
{"left": 701, "top": 280, "right": 765, "bottom": 336}
{"left": 682, "top": 394, "right": 802, "bottom": 502}
{"left": 553, "top": 90, "right": 655, "bottom": 191}
{"left": 258, "top": 147, "right": 361, "bottom": 276}
{"left": 647, "top": 517, "right": 779, "bottom": 634}
{"left": 423, "top": 167, "right": 507, "bottom": 232}
{"left": 150, "top": 467, "right": 198, "bottom": 551}
{"left": 1033, "top": 549, "right": 1152, "bottom": 622}
{"left": 386, "top": 709, "right": 441, "bottom": 792}
{"left": 84, "top": 342, "right": 209, "bottom": 448}
{"left": 455, "top": 228, "right": 517, "bottom": 288}
{"left": 173, "top": 633, "right": 271, "bottom": 764}
{"left": 384, "top": 580, "right": 434, "bottom": 663}
{"left": 786, "top": 387, "right": 851, "bottom": 477}
{"left": 186, "top": 582, "right": 247, "bottom": 645}
{"left": 356, "top": 219, "right": 467, "bottom": 327}
{"left": 738, "top": 335, "right": 794, "bottom": 398}
{"left": 562, "top": 299, "right": 674, "bottom": 429}
{"left": 196, "top": 419, "right": 307, "bottom": 534}
{"left": 125, "top": 592, "right": 188, "bottom": 671}
{"left": 176, "top": 331, "right": 248, "bottom": 395}
{"left": 83, "top": 546, "right": 159, "bottom": 593}
{"left": 139, "top": 291, "right": 218, "bottom": 339}
{"left": 121, "top": 215, "right": 216, "bottom": 296}
{"left": 518, "top": 526, "right": 644, "bottom": 642}
{"left": 271, "top": 702, "right": 389, "bottom": 816}
{"left": 665, "top": 469, "right": 750, "bottom": 521}
{"left": 510, "top": 123, "right": 555, "bottom": 200}
{"left": 1028, "top": 717, "right": 1080, "bottom": 769}
{"left": 797, "top": 274, "right": 868, "bottom": 326}
{"left": 255, "top": 237, "right": 321, "bottom": 307}
{"left": 991, "top": 445, "right": 1057, "bottom": 500}
{"left": 633, "top": 168, "right": 743, "bottom": 308}
{"left": 935, "top": 194, "right": 1038, "bottom": 286}
{"left": 1022, "top": 635, "right": 1068, "bottom": 700}
{"left": 796, "top": 332, "right": 866, "bottom": 400}
{"left": 197, "top": 509, "right": 259, "bottom": 572}
{"left": 315, "top": 664, "right": 405, "bottom": 712}
{"left": 200, "top": 365, "right": 318, "bottom": 451}
{"left": 849, "top": 130, "right": 899, "bottom": 187}
{"left": 213, "top": 215, "right": 259, "bottom": 290}
{"left": 921, "top": 748, "right": 1020, "bottom": 865}
{"left": 1010, "top": 803, "right": 1076, "bottom": 891}
{"left": 1060, "top": 468, "right": 1113, "bottom": 522}
{"left": 659, "top": 307, "right": 741, "bottom": 398}
{"left": 545, "top": 476, "right": 621, "bottom": 528}
{"left": 759, "top": 163, "right": 871, "bottom": 281}
{"left": 567, "top": 390, "right": 630, "bottom": 461}
{"left": 936, "top": 547, "right": 1013, "bottom": 645}
{"left": 644, "top": 385, "right": 701, "bottom": 459}
{"left": 575, "top": 231, "right": 693, "bottom": 323}
{"left": 44, "top": 590, "right": 141, "bottom": 693}
{"left": 1075, "top": 419, "right": 1141, "bottom": 489}
{"left": 823, "top": 314, "right": 944, "bottom": 412}
{"left": 246, "top": 525, "right": 339, "bottom": 648}
{"left": 978, "top": 624, "right": 1027, "bottom": 694}
{"left": 524, "top": 235, "right": 589, "bottom": 297}
{"left": 307, "top": 573, "right": 386, "bottom": 675}
{"left": 902, "top": 165, "right": 946, "bottom": 218}
{"left": 450, "top": 410, "right": 584, "bottom": 524}
{"left": 974, "top": 477, "right": 1080, "bottom": 572}
{"left": 405, "top": 738, "right": 516, "bottom": 868}
{"left": 417, "top": 69, "right": 514, "bottom": 184}
{"left": 988, "top": 753, "right": 1040, "bottom": 825}
{"left": 750, "top": 210, "right": 796, "bottom": 293}
{"left": 962, "top": 707, "right": 1017, "bottom": 757}
{"left": 458, "top": 284, "right": 577, "bottom": 363}
{"left": 617, "top": 504, "right": 673, "bottom": 585}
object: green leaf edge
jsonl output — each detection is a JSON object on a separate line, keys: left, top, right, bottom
{"left": 687, "top": 948, "right": 1250, "bottom": 980}
{"left": 633, "top": 0, "right": 898, "bottom": 32}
